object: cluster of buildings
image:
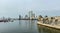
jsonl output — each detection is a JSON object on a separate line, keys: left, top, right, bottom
{"left": 28, "top": 11, "right": 35, "bottom": 19}
{"left": 19, "top": 11, "right": 37, "bottom": 20}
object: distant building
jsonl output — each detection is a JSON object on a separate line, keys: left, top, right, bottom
{"left": 28, "top": 11, "right": 35, "bottom": 19}
{"left": 19, "top": 15, "right": 21, "bottom": 20}
{"left": 25, "top": 15, "right": 28, "bottom": 19}
{"left": 31, "top": 13, "right": 35, "bottom": 19}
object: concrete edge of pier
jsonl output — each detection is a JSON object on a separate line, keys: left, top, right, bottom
{"left": 37, "top": 22, "right": 60, "bottom": 30}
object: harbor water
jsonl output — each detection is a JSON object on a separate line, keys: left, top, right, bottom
{"left": 0, "top": 20, "right": 60, "bottom": 33}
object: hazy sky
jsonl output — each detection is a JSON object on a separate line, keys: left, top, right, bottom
{"left": 0, "top": 0, "right": 60, "bottom": 18}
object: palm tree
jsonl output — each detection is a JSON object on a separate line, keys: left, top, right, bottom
{"left": 38, "top": 15, "right": 43, "bottom": 21}
{"left": 44, "top": 15, "right": 49, "bottom": 24}
{"left": 39, "top": 15, "right": 43, "bottom": 18}
{"left": 45, "top": 15, "right": 48, "bottom": 20}
{"left": 51, "top": 17, "right": 54, "bottom": 19}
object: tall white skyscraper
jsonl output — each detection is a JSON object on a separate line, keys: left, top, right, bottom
{"left": 28, "top": 11, "right": 35, "bottom": 19}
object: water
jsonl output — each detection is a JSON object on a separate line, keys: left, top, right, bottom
{"left": 0, "top": 20, "right": 60, "bottom": 33}
{"left": 38, "top": 24, "right": 60, "bottom": 33}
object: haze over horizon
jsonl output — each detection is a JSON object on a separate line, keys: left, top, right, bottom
{"left": 0, "top": 0, "right": 60, "bottom": 18}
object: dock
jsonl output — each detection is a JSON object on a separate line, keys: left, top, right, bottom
{"left": 37, "top": 22, "right": 60, "bottom": 30}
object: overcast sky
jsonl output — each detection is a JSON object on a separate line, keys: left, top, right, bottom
{"left": 0, "top": 0, "right": 60, "bottom": 18}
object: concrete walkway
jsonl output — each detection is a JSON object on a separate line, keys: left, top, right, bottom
{"left": 37, "top": 22, "right": 60, "bottom": 30}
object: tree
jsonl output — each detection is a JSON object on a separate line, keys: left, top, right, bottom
{"left": 45, "top": 15, "right": 48, "bottom": 17}
{"left": 39, "top": 15, "right": 43, "bottom": 18}
{"left": 51, "top": 17, "right": 54, "bottom": 19}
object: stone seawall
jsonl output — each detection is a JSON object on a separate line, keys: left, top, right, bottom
{"left": 37, "top": 22, "right": 60, "bottom": 30}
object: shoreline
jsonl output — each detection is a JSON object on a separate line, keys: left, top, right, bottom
{"left": 37, "top": 22, "right": 60, "bottom": 30}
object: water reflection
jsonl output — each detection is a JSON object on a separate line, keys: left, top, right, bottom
{"left": 0, "top": 20, "right": 60, "bottom": 33}
{"left": 18, "top": 20, "right": 38, "bottom": 33}
{"left": 37, "top": 25, "right": 60, "bottom": 33}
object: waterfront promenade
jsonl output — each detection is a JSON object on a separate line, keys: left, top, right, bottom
{"left": 37, "top": 16, "right": 60, "bottom": 30}
{"left": 37, "top": 22, "right": 60, "bottom": 30}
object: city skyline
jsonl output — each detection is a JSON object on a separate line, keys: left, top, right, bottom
{"left": 0, "top": 0, "right": 60, "bottom": 18}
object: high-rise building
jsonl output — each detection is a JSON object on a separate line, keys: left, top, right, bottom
{"left": 25, "top": 15, "right": 28, "bottom": 19}
{"left": 28, "top": 11, "right": 35, "bottom": 19}
{"left": 19, "top": 15, "right": 21, "bottom": 20}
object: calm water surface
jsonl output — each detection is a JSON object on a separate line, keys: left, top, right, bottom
{"left": 0, "top": 20, "right": 60, "bottom": 33}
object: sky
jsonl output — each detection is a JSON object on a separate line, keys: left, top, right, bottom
{"left": 0, "top": 0, "right": 60, "bottom": 18}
